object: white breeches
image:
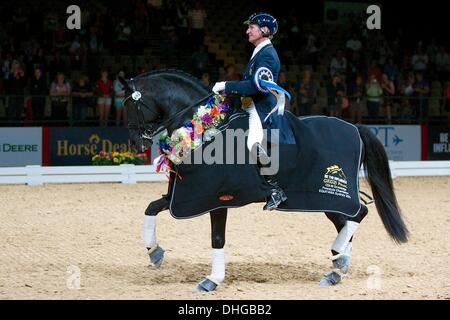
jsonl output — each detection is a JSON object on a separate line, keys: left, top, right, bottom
{"left": 246, "top": 105, "right": 264, "bottom": 152}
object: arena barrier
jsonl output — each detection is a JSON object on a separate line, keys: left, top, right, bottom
{"left": 0, "top": 161, "right": 450, "bottom": 185}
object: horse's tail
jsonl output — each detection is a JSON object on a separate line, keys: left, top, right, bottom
{"left": 357, "top": 125, "right": 409, "bottom": 244}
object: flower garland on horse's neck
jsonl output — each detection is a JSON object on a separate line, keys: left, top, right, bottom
{"left": 154, "top": 94, "right": 230, "bottom": 178}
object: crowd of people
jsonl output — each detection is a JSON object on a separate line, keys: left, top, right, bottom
{"left": 1, "top": 0, "right": 449, "bottom": 126}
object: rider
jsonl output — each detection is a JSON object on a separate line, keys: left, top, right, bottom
{"left": 212, "top": 12, "right": 287, "bottom": 211}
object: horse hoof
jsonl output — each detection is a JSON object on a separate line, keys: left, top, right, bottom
{"left": 319, "top": 272, "right": 342, "bottom": 286}
{"left": 148, "top": 245, "right": 165, "bottom": 268}
{"left": 192, "top": 277, "right": 218, "bottom": 294}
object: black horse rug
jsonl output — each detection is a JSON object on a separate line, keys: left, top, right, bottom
{"left": 166, "top": 110, "right": 363, "bottom": 219}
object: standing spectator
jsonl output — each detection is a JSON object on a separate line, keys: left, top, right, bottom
{"left": 399, "top": 73, "right": 416, "bottom": 121}
{"left": 383, "top": 57, "right": 400, "bottom": 85}
{"left": 435, "top": 46, "right": 450, "bottom": 82}
{"left": 412, "top": 72, "right": 430, "bottom": 121}
{"left": 29, "top": 67, "right": 47, "bottom": 125}
{"left": 326, "top": 74, "right": 345, "bottom": 118}
{"left": 365, "top": 75, "right": 383, "bottom": 122}
{"left": 296, "top": 70, "right": 317, "bottom": 116}
{"left": 49, "top": 72, "right": 71, "bottom": 126}
{"left": 348, "top": 75, "right": 365, "bottom": 124}
{"left": 72, "top": 75, "right": 93, "bottom": 126}
{"left": 113, "top": 70, "right": 127, "bottom": 127}
{"left": 188, "top": 1, "right": 207, "bottom": 50}
{"left": 7, "top": 61, "right": 26, "bottom": 125}
{"left": 95, "top": 69, "right": 113, "bottom": 127}
{"left": 330, "top": 50, "right": 347, "bottom": 78}
{"left": 367, "top": 60, "right": 382, "bottom": 84}
{"left": 381, "top": 73, "right": 395, "bottom": 124}
{"left": 445, "top": 82, "right": 450, "bottom": 122}
{"left": 48, "top": 50, "right": 68, "bottom": 83}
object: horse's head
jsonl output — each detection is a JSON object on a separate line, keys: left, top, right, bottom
{"left": 121, "top": 70, "right": 209, "bottom": 152}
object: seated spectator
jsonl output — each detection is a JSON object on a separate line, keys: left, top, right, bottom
{"left": 365, "top": 75, "right": 383, "bottom": 122}
{"left": 191, "top": 45, "right": 209, "bottom": 78}
{"left": 296, "top": 70, "right": 317, "bottom": 116}
{"left": 200, "top": 72, "right": 211, "bottom": 87}
{"left": 50, "top": 72, "right": 71, "bottom": 126}
{"left": 95, "top": 69, "right": 113, "bottom": 127}
{"left": 72, "top": 75, "right": 93, "bottom": 126}
{"left": 29, "top": 67, "right": 47, "bottom": 125}
{"left": 330, "top": 49, "right": 347, "bottom": 78}
{"left": 69, "top": 35, "right": 86, "bottom": 71}
{"left": 345, "top": 33, "right": 362, "bottom": 54}
{"left": 411, "top": 46, "right": 429, "bottom": 73}
{"left": 113, "top": 70, "right": 127, "bottom": 127}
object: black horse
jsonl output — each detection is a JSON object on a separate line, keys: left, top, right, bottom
{"left": 121, "top": 70, "right": 409, "bottom": 292}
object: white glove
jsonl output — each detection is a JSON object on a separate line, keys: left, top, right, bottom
{"left": 212, "top": 81, "right": 226, "bottom": 94}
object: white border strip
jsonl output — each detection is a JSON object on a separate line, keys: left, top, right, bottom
{"left": 0, "top": 161, "right": 450, "bottom": 185}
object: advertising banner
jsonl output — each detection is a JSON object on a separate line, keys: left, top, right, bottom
{"left": 48, "top": 127, "right": 147, "bottom": 165}
{"left": 367, "top": 125, "right": 421, "bottom": 161}
{"left": 426, "top": 125, "right": 450, "bottom": 160}
{"left": 0, "top": 128, "right": 42, "bottom": 166}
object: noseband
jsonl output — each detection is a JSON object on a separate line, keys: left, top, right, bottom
{"left": 124, "top": 78, "right": 213, "bottom": 148}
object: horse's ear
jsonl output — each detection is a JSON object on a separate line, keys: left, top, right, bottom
{"left": 118, "top": 76, "right": 130, "bottom": 90}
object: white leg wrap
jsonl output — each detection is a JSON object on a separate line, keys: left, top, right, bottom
{"left": 344, "top": 242, "right": 353, "bottom": 257}
{"left": 209, "top": 249, "right": 225, "bottom": 284}
{"left": 143, "top": 215, "right": 157, "bottom": 248}
{"left": 331, "top": 221, "right": 359, "bottom": 254}
{"left": 246, "top": 105, "right": 264, "bottom": 152}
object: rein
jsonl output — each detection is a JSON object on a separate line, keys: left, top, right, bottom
{"left": 124, "top": 77, "right": 213, "bottom": 142}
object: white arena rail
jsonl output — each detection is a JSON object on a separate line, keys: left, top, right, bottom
{"left": 0, "top": 161, "right": 449, "bottom": 185}
{"left": 0, "top": 164, "right": 167, "bottom": 185}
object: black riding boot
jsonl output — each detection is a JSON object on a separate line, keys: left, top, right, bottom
{"left": 255, "top": 143, "right": 287, "bottom": 211}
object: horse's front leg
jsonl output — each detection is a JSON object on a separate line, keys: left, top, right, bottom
{"left": 193, "top": 208, "right": 227, "bottom": 293}
{"left": 143, "top": 196, "right": 169, "bottom": 268}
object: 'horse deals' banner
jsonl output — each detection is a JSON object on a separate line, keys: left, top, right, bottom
{"left": 0, "top": 128, "right": 42, "bottom": 167}
{"left": 427, "top": 125, "right": 450, "bottom": 160}
{"left": 49, "top": 127, "right": 134, "bottom": 166}
{"left": 367, "top": 125, "right": 421, "bottom": 161}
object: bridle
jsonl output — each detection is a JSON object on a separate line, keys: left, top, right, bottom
{"left": 123, "top": 77, "right": 213, "bottom": 148}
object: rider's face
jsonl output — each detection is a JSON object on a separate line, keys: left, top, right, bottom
{"left": 246, "top": 23, "right": 263, "bottom": 45}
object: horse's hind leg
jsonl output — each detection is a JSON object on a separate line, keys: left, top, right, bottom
{"left": 143, "top": 196, "right": 169, "bottom": 268}
{"left": 320, "top": 206, "right": 368, "bottom": 286}
{"left": 193, "top": 208, "right": 227, "bottom": 293}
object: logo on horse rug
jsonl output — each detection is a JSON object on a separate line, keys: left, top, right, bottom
{"left": 319, "top": 165, "right": 351, "bottom": 199}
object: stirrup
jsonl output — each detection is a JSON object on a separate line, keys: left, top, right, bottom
{"left": 263, "top": 188, "right": 287, "bottom": 211}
